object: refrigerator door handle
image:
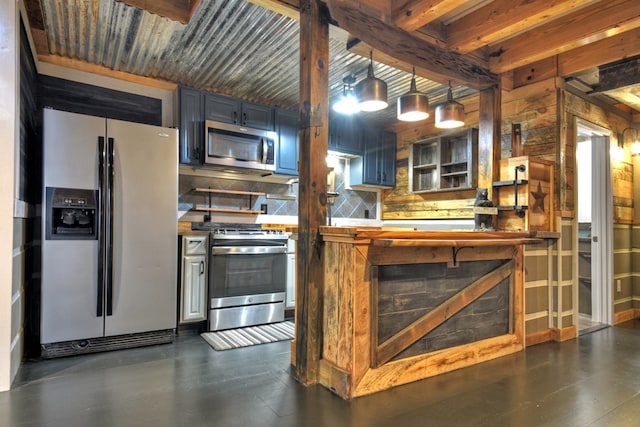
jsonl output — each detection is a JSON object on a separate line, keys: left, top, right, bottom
{"left": 97, "top": 137, "right": 106, "bottom": 317}
{"left": 105, "top": 137, "right": 115, "bottom": 316}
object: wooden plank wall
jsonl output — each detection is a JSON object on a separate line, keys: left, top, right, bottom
{"left": 633, "top": 226, "right": 640, "bottom": 313}
{"left": 614, "top": 224, "right": 634, "bottom": 315}
{"left": 524, "top": 240, "right": 552, "bottom": 335}
{"left": 383, "top": 76, "right": 640, "bottom": 334}
{"left": 19, "top": 17, "right": 41, "bottom": 362}
{"left": 556, "top": 218, "right": 575, "bottom": 329}
{"left": 563, "top": 90, "right": 633, "bottom": 220}
{"left": 382, "top": 97, "right": 480, "bottom": 220}
{"left": 562, "top": 88, "right": 635, "bottom": 321}
{"left": 38, "top": 75, "right": 163, "bottom": 126}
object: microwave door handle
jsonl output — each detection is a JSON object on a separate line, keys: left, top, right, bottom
{"left": 262, "top": 138, "right": 268, "bottom": 164}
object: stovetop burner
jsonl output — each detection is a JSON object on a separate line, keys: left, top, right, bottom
{"left": 191, "top": 222, "right": 286, "bottom": 237}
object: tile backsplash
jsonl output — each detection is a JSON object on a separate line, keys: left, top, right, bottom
{"left": 179, "top": 159, "right": 378, "bottom": 221}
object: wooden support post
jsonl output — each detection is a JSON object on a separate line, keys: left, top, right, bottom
{"left": 478, "top": 85, "right": 502, "bottom": 201}
{"left": 295, "top": 0, "right": 330, "bottom": 386}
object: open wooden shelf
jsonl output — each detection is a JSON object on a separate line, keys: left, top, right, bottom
{"left": 192, "top": 207, "right": 263, "bottom": 214}
{"left": 191, "top": 187, "right": 265, "bottom": 215}
{"left": 193, "top": 188, "right": 265, "bottom": 196}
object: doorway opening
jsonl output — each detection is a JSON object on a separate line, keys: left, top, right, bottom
{"left": 575, "top": 120, "right": 613, "bottom": 334}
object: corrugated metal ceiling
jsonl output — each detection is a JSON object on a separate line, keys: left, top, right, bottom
{"left": 39, "top": 0, "right": 474, "bottom": 125}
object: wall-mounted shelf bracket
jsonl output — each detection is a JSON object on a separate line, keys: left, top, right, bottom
{"left": 492, "top": 165, "right": 527, "bottom": 217}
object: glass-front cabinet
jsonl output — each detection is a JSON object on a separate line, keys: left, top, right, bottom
{"left": 409, "top": 128, "right": 478, "bottom": 193}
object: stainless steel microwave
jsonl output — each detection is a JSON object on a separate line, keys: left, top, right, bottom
{"left": 205, "top": 120, "right": 276, "bottom": 172}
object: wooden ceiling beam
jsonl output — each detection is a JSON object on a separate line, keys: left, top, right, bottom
{"left": 557, "top": 27, "right": 640, "bottom": 77}
{"left": 327, "top": 0, "right": 497, "bottom": 89}
{"left": 447, "top": 0, "right": 600, "bottom": 54}
{"left": 592, "top": 57, "right": 640, "bottom": 93}
{"left": 116, "top": 0, "right": 201, "bottom": 24}
{"left": 23, "top": 0, "right": 49, "bottom": 55}
{"left": 392, "top": 0, "right": 468, "bottom": 32}
{"left": 245, "top": 0, "right": 301, "bottom": 20}
{"left": 510, "top": 26, "right": 640, "bottom": 88}
{"left": 38, "top": 54, "right": 178, "bottom": 90}
{"left": 489, "top": 0, "right": 640, "bottom": 73}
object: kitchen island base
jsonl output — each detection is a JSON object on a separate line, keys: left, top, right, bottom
{"left": 297, "top": 227, "right": 539, "bottom": 400}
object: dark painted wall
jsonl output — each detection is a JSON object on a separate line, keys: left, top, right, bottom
{"left": 37, "top": 75, "right": 162, "bottom": 126}
{"left": 20, "top": 19, "right": 41, "bottom": 357}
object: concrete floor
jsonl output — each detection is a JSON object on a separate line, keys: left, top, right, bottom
{"left": 1, "top": 319, "right": 640, "bottom": 427}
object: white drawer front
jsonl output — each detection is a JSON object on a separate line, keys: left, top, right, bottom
{"left": 183, "top": 235, "right": 208, "bottom": 255}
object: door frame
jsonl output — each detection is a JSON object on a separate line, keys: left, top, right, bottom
{"left": 575, "top": 118, "right": 614, "bottom": 327}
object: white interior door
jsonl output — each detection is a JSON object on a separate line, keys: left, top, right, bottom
{"left": 591, "top": 134, "right": 613, "bottom": 325}
{"left": 576, "top": 119, "right": 613, "bottom": 328}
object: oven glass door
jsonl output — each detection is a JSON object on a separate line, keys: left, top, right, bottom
{"left": 210, "top": 240, "right": 287, "bottom": 298}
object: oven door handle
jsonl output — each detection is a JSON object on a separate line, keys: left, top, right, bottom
{"left": 212, "top": 246, "right": 287, "bottom": 255}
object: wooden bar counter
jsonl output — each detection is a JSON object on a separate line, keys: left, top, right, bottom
{"left": 308, "top": 226, "right": 542, "bottom": 399}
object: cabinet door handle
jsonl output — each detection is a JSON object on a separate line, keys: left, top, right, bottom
{"left": 243, "top": 112, "right": 247, "bottom": 125}
{"left": 191, "top": 122, "right": 196, "bottom": 159}
{"left": 200, "top": 260, "right": 205, "bottom": 275}
{"left": 382, "top": 172, "right": 387, "bottom": 182}
{"left": 232, "top": 112, "right": 237, "bottom": 124}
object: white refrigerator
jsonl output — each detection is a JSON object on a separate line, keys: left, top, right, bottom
{"left": 41, "top": 109, "right": 178, "bottom": 356}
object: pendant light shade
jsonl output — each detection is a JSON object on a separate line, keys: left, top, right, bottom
{"left": 332, "top": 75, "right": 359, "bottom": 115}
{"left": 435, "top": 81, "right": 465, "bottom": 129}
{"left": 356, "top": 51, "right": 388, "bottom": 112}
{"left": 397, "top": 67, "right": 429, "bottom": 122}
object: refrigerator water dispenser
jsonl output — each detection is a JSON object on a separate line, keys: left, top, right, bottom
{"left": 45, "top": 187, "right": 98, "bottom": 240}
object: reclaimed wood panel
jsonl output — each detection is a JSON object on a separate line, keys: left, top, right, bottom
{"left": 351, "top": 245, "right": 372, "bottom": 388}
{"left": 563, "top": 89, "right": 635, "bottom": 222}
{"left": 294, "top": 0, "right": 330, "bottom": 386}
{"left": 318, "top": 229, "right": 528, "bottom": 399}
{"left": 337, "top": 242, "right": 355, "bottom": 372}
{"left": 385, "top": 96, "right": 480, "bottom": 221}
{"left": 322, "top": 241, "right": 340, "bottom": 364}
{"left": 374, "top": 260, "right": 513, "bottom": 366}
{"left": 495, "top": 156, "right": 555, "bottom": 232}
{"left": 501, "top": 78, "right": 558, "bottom": 163}
{"left": 354, "top": 334, "right": 522, "bottom": 398}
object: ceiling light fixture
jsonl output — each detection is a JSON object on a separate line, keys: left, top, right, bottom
{"left": 332, "top": 75, "right": 359, "bottom": 115}
{"left": 356, "top": 51, "right": 388, "bottom": 112}
{"left": 397, "top": 67, "right": 429, "bottom": 122}
{"left": 435, "top": 81, "right": 465, "bottom": 129}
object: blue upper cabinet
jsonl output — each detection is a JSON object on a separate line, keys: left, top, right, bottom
{"left": 204, "top": 93, "right": 274, "bottom": 131}
{"left": 179, "top": 87, "right": 204, "bottom": 165}
{"left": 329, "top": 114, "right": 363, "bottom": 156}
{"left": 350, "top": 128, "right": 396, "bottom": 188}
{"left": 204, "top": 93, "right": 237, "bottom": 124}
{"left": 275, "top": 108, "right": 299, "bottom": 176}
{"left": 242, "top": 101, "right": 275, "bottom": 131}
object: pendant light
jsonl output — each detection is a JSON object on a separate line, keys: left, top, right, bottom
{"left": 397, "top": 67, "right": 429, "bottom": 122}
{"left": 332, "top": 75, "right": 360, "bottom": 115}
{"left": 356, "top": 51, "right": 388, "bottom": 112}
{"left": 435, "top": 81, "right": 465, "bottom": 129}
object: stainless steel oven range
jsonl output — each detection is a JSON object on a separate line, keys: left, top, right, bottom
{"left": 202, "top": 224, "right": 288, "bottom": 331}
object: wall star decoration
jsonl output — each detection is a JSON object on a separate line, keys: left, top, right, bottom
{"left": 531, "top": 181, "right": 547, "bottom": 213}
